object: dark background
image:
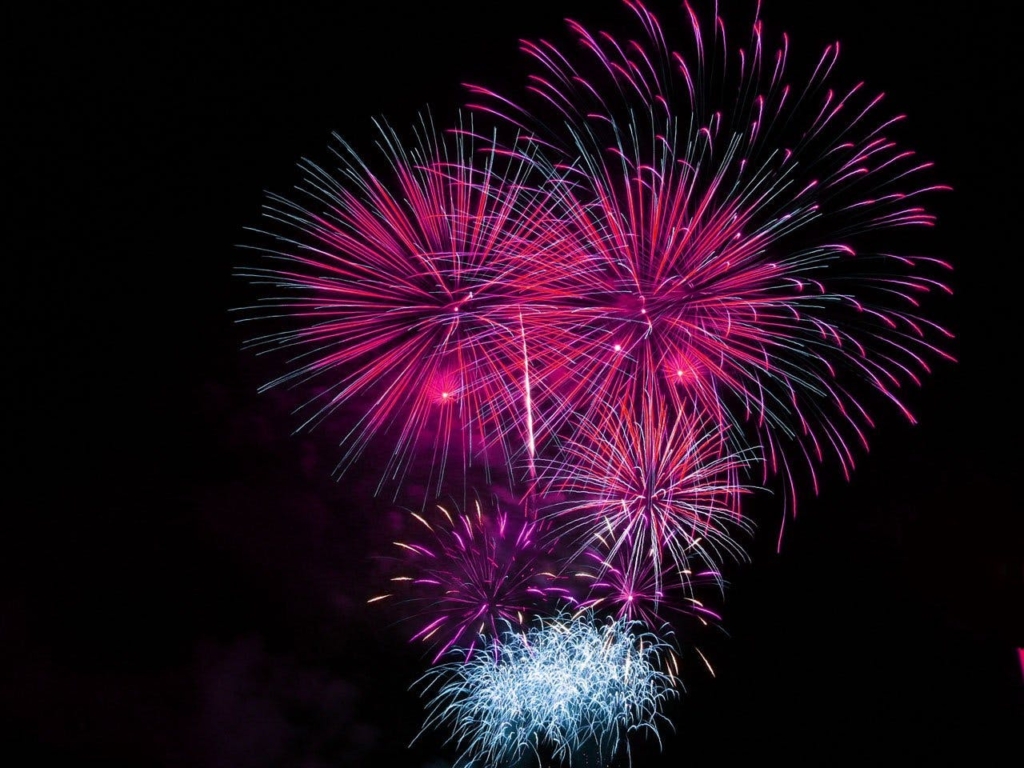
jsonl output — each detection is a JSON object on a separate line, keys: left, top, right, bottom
{"left": 7, "top": 1, "right": 1021, "bottom": 765}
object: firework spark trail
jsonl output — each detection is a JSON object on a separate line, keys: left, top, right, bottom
{"left": 415, "top": 611, "right": 680, "bottom": 767}
{"left": 370, "top": 497, "right": 573, "bottom": 662}
{"left": 235, "top": 112, "right": 559, "bottom": 498}
{"left": 466, "top": 0, "right": 954, "bottom": 539}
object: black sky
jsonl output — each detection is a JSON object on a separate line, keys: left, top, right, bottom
{"left": 6, "top": 1, "right": 1022, "bottom": 766}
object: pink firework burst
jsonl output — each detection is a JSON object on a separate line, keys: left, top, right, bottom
{"left": 235, "top": 112, "right": 555, "bottom": 496}
{"left": 538, "top": 385, "right": 757, "bottom": 597}
{"left": 467, "top": 0, "right": 955, "bottom": 536}
{"left": 370, "top": 496, "right": 570, "bottom": 662}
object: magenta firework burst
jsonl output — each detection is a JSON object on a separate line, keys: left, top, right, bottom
{"left": 468, "top": 0, "right": 954, "bottom": 530}
{"left": 369, "top": 497, "right": 569, "bottom": 662}
{"left": 235, "top": 112, "right": 555, "bottom": 495}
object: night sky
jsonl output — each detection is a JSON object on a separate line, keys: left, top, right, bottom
{"left": 7, "top": 1, "right": 1022, "bottom": 766}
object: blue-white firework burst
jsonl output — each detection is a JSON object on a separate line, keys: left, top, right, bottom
{"left": 414, "top": 610, "right": 680, "bottom": 767}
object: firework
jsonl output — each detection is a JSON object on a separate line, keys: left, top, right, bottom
{"left": 236, "top": 2, "right": 954, "bottom": 762}
{"left": 415, "top": 610, "right": 680, "bottom": 767}
{"left": 467, "top": 0, "right": 954, "bottom": 533}
{"left": 235, "top": 111, "right": 556, "bottom": 496}
{"left": 539, "top": 386, "right": 757, "bottom": 597}
{"left": 370, "top": 496, "right": 570, "bottom": 662}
